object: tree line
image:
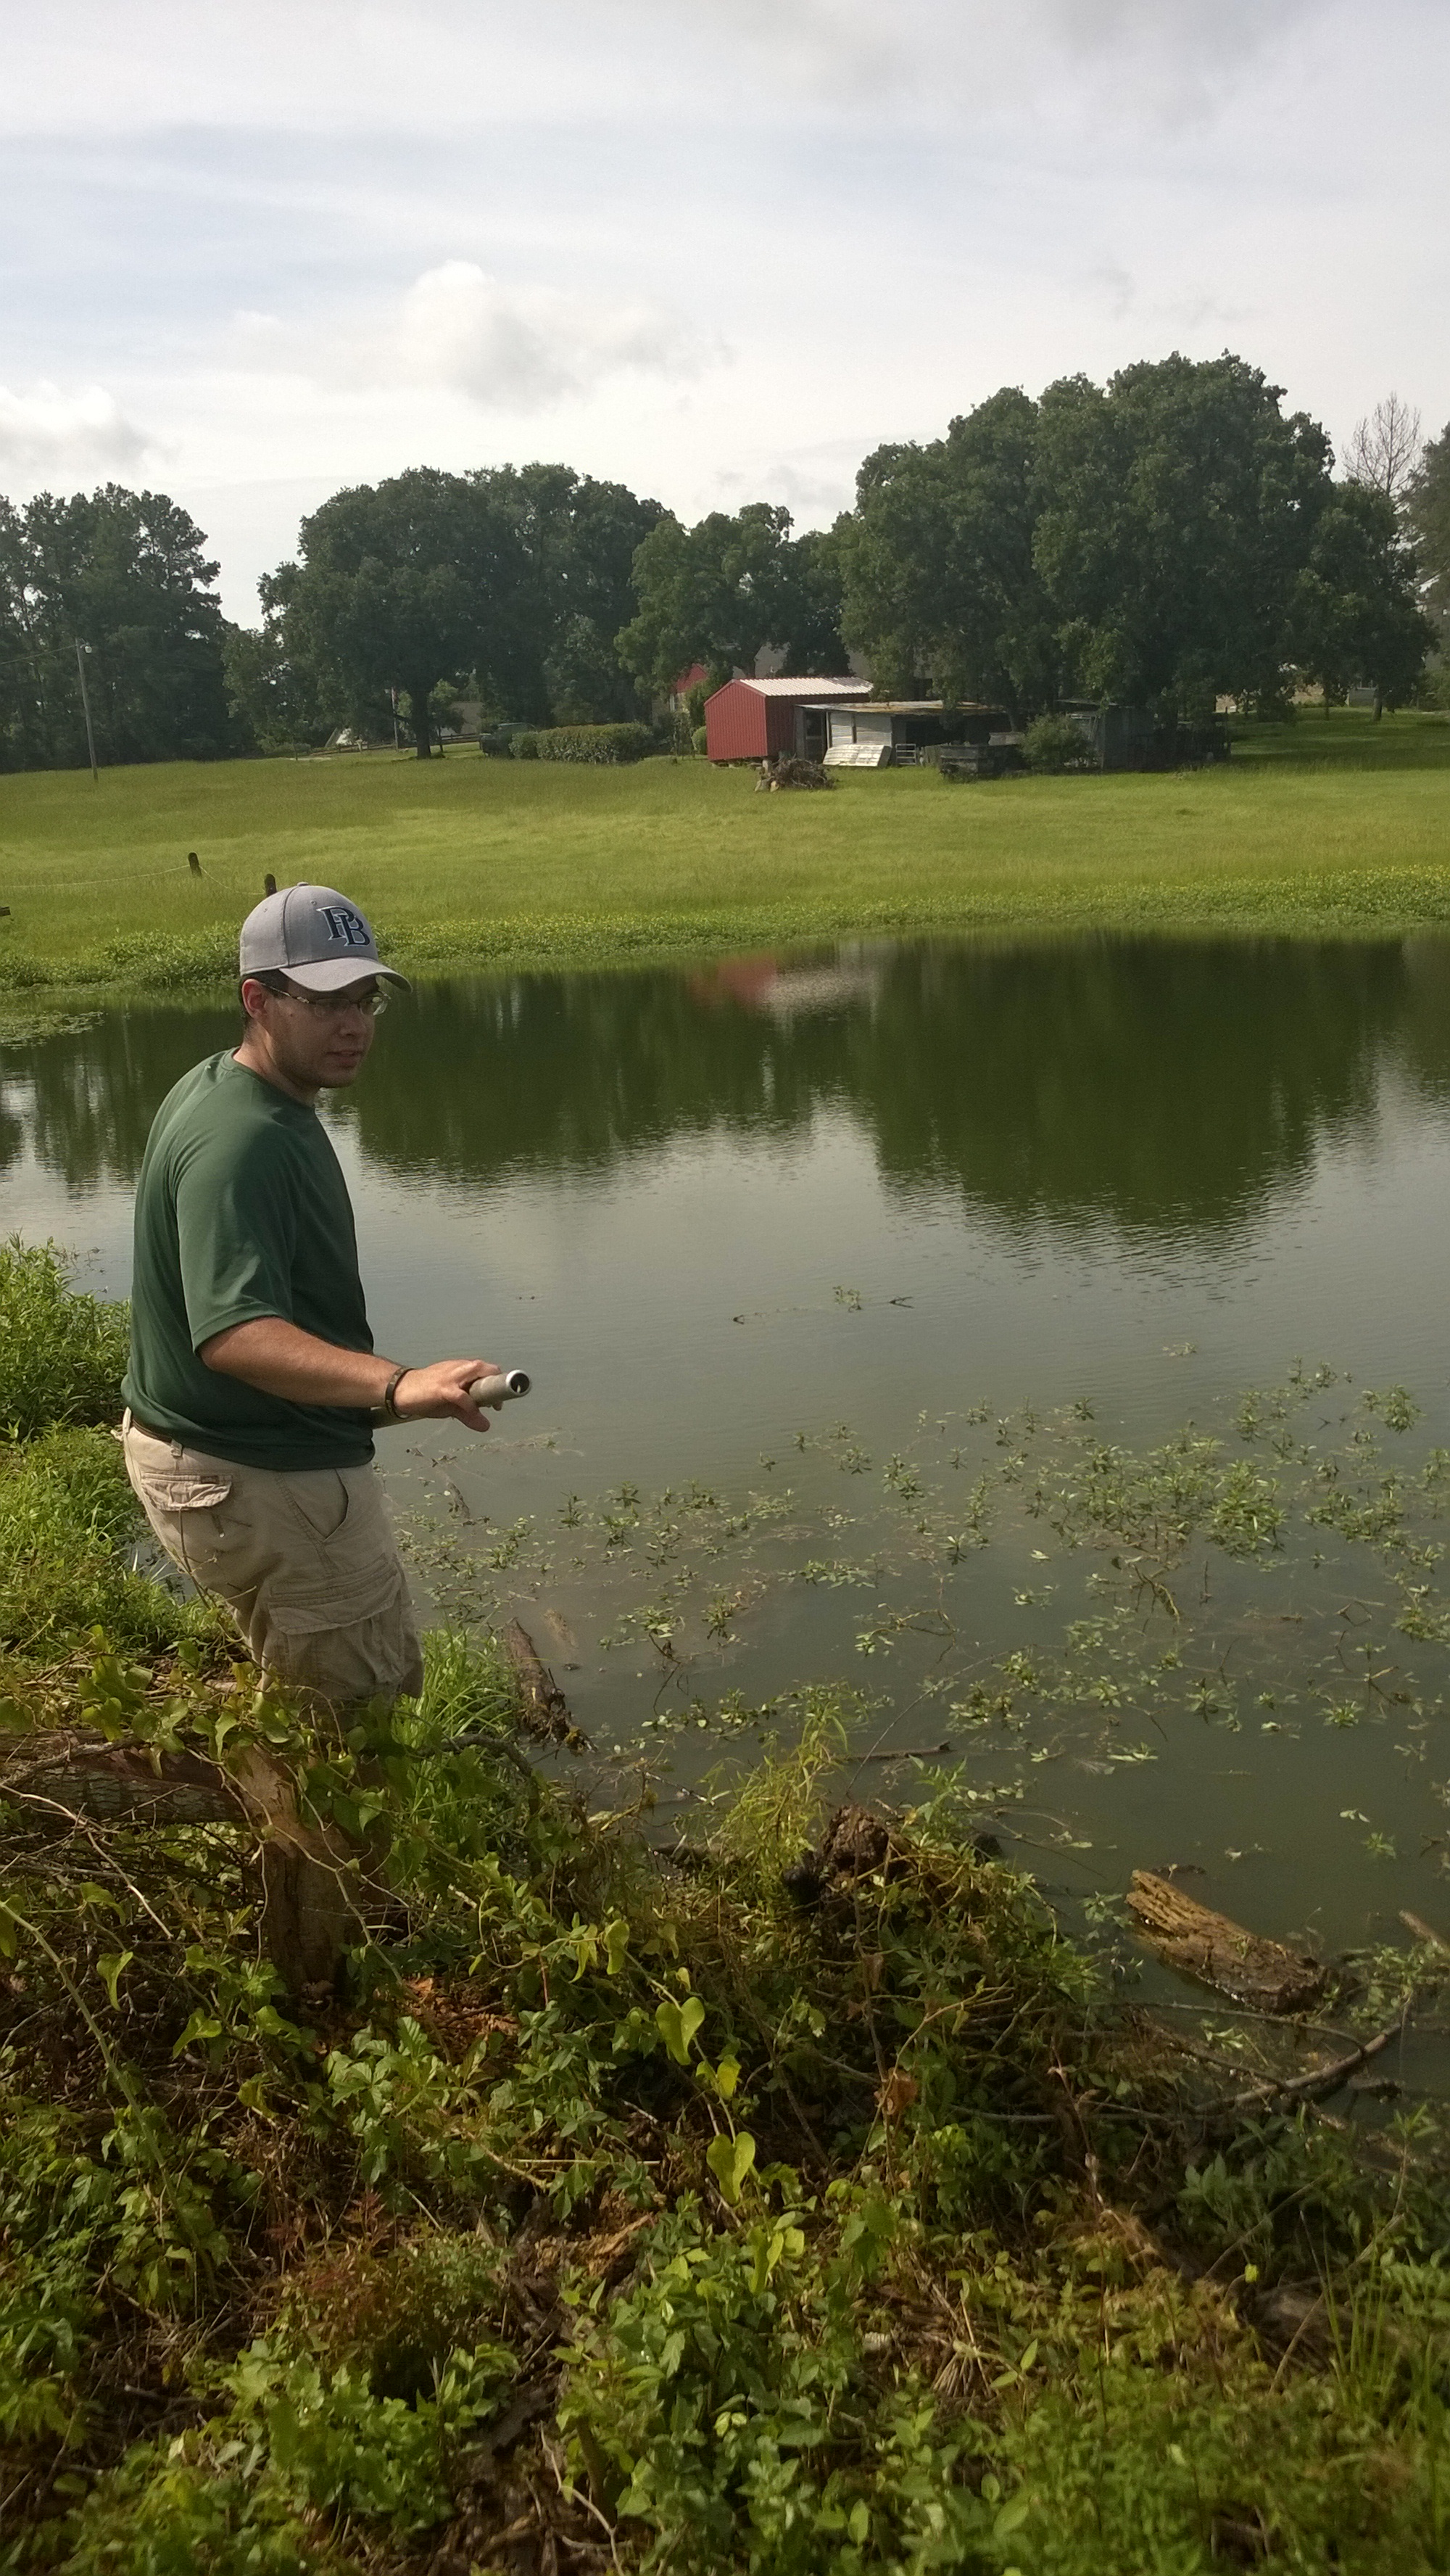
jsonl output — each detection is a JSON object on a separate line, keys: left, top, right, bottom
{"left": 1, "top": 352, "right": 1447, "bottom": 770}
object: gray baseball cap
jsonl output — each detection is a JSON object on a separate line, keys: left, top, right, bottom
{"left": 238, "top": 884, "right": 410, "bottom": 994}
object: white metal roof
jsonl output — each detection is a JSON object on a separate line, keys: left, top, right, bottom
{"left": 735, "top": 675, "right": 871, "bottom": 698}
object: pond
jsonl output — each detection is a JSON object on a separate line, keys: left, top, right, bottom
{"left": 7, "top": 932, "right": 1450, "bottom": 2042}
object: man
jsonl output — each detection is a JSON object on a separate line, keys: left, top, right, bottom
{"left": 121, "top": 882, "right": 497, "bottom": 1711}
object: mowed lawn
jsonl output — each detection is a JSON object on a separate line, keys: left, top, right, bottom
{"left": 1, "top": 711, "right": 1449, "bottom": 988}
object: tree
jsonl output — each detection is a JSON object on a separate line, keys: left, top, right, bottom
{"left": 616, "top": 503, "right": 847, "bottom": 696}
{"left": 221, "top": 618, "right": 332, "bottom": 751}
{"left": 266, "top": 469, "right": 527, "bottom": 756}
{"left": 1406, "top": 419, "right": 1450, "bottom": 694}
{"left": 1346, "top": 393, "right": 1422, "bottom": 501}
{"left": 1031, "top": 352, "right": 1333, "bottom": 715}
{"left": 1291, "top": 479, "right": 1432, "bottom": 718}
{"left": 0, "top": 484, "right": 235, "bottom": 771}
{"left": 837, "top": 387, "right": 1058, "bottom": 716}
{"left": 469, "top": 464, "right": 665, "bottom": 724}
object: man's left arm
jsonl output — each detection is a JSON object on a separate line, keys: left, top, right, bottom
{"left": 200, "top": 1317, "right": 500, "bottom": 1430}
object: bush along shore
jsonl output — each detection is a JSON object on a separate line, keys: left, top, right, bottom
{"left": 4, "top": 1242, "right": 1450, "bottom": 2575}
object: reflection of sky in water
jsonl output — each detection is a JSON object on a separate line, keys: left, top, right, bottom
{"left": 7, "top": 936, "right": 1450, "bottom": 1991}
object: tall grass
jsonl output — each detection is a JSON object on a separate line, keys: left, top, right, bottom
{"left": 0, "top": 1239, "right": 129, "bottom": 1437}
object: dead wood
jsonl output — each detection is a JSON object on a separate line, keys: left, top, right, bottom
{"left": 1225, "top": 2022, "right": 1399, "bottom": 2114}
{"left": 502, "top": 1622, "right": 583, "bottom": 1746}
{"left": 1126, "top": 1870, "right": 1327, "bottom": 2015}
{"left": 1, "top": 1730, "right": 244, "bottom": 1829}
{"left": 1, "top": 1730, "right": 361, "bottom": 1994}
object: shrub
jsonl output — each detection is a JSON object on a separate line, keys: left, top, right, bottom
{"left": 510, "top": 731, "right": 539, "bottom": 760}
{"left": 691, "top": 724, "right": 709, "bottom": 757}
{"left": 0, "top": 1239, "right": 130, "bottom": 1437}
{"left": 1022, "top": 713, "right": 1097, "bottom": 775}
{"left": 528, "top": 723, "right": 653, "bottom": 765}
{"left": 760, "top": 756, "right": 835, "bottom": 790}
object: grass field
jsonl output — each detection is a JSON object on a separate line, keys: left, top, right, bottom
{"left": 1, "top": 709, "right": 1449, "bottom": 994}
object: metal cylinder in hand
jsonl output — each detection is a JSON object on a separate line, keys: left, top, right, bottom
{"left": 469, "top": 1368, "right": 531, "bottom": 1409}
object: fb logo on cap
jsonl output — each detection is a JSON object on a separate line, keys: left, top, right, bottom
{"left": 320, "top": 906, "right": 370, "bottom": 946}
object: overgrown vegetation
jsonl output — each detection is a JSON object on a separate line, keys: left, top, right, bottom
{"left": 0, "top": 1240, "right": 131, "bottom": 1440}
{"left": 4, "top": 1250, "right": 1450, "bottom": 2572}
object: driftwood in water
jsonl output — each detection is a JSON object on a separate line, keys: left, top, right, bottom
{"left": 1, "top": 1730, "right": 360, "bottom": 1994}
{"left": 503, "top": 1621, "right": 580, "bottom": 1745}
{"left": 1127, "top": 1869, "right": 1327, "bottom": 2015}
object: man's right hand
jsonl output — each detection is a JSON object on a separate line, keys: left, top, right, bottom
{"left": 391, "top": 1359, "right": 501, "bottom": 1432}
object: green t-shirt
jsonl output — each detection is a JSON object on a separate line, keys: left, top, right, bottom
{"left": 122, "top": 1052, "right": 376, "bottom": 1471}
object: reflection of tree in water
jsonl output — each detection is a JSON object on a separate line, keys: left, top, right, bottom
{"left": 349, "top": 939, "right": 1409, "bottom": 1240}
{"left": 0, "top": 1007, "right": 235, "bottom": 1189}
{"left": 0, "top": 938, "right": 1425, "bottom": 1243}
{"left": 860, "top": 939, "right": 1405, "bottom": 1236}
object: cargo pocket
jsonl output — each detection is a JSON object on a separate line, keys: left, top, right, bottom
{"left": 123, "top": 1445, "right": 237, "bottom": 1585}
{"left": 124, "top": 1455, "right": 233, "bottom": 1518}
{"left": 261, "top": 1569, "right": 423, "bottom": 1707}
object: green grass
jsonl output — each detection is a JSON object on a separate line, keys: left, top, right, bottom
{"left": 1, "top": 710, "right": 1449, "bottom": 994}
{"left": 0, "top": 1238, "right": 130, "bottom": 1440}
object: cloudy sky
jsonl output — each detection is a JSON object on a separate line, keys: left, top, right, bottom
{"left": 4, "top": 0, "right": 1447, "bottom": 621}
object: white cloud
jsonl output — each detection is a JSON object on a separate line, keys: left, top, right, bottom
{"left": 394, "top": 261, "right": 700, "bottom": 407}
{"left": 0, "top": 381, "right": 152, "bottom": 484}
{"left": 226, "top": 263, "right": 705, "bottom": 414}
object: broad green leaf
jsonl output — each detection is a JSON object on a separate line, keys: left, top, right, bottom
{"left": 656, "top": 1993, "right": 705, "bottom": 2065}
{"left": 172, "top": 2010, "right": 224, "bottom": 2059}
{"left": 706, "top": 2128, "right": 757, "bottom": 2205}
{"left": 604, "top": 1918, "right": 630, "bottom": 1976}
{"left": 96, "top": 1949, "right": 134, "bottom": 2009}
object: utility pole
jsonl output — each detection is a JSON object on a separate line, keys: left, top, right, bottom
{"left": 73, "top": 636, "right": 99, "bottom": 785}
{"left": 43, "top": 537, "right": 100, "bottom": 785}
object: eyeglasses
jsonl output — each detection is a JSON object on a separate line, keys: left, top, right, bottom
{"left": 277, "top": 981, "right": 389, "bottom": 1019}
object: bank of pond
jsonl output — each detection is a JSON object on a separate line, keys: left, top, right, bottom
{"left": 3, "top": 1242, "right": 1450, "bottom": 2574}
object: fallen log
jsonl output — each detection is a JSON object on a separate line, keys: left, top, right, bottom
{"left": 1126, "top": 1869, "right": 1327, "bottom": 2015}
{"left": 502, "top": 1621, "right": 583, "bottom": 1746}
{"left": 1, "top": 1729, "right": 360, "bottom": 1993}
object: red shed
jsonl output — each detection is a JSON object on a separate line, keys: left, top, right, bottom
{"left": 704, "top": 675, "right": 871, "bottom": 764}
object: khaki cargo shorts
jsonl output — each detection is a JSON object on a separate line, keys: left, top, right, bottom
{"left": 121, "top": 1415, "right": 424, "bottom": 1710}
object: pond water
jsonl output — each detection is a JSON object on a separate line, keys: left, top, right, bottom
{"left": 8, "top": 933, "right": 1450, "bottom": 2047}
